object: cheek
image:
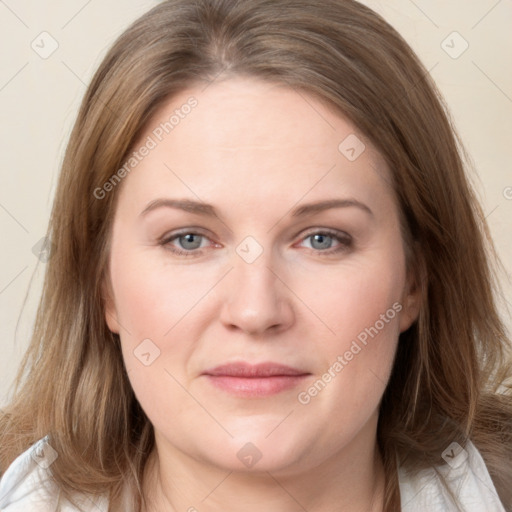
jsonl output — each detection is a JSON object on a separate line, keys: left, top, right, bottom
{"left": 297, "top": 249, "right": 405, "bottom": 352}
{"left": 292, "top": 245, "right": 405, "bottom": 410}
{"left": 109, "top": 245, "right": 210, "bottom": 340}
{"left": 108, "top": 247, "right": 197, "bottom": 404}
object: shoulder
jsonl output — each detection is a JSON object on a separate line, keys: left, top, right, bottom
{"left": 398, "top": 439, "right": 506, "bottom": 511}
{"left": 0, "top": 436, "right": 109, "bottom": 512}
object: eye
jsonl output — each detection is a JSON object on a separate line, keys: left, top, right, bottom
{"left": 297, "top": 229, "right": 352, "bottom": 256}
{"left": 159, "top": 231, "right": 213, "bottom": 258}
{"left": 159, "top": 228, "right": 352, "bottom": 258}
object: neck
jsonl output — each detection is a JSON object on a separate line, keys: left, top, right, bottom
{"left": 142, "top": 416, "right": 386, "bottom": 512}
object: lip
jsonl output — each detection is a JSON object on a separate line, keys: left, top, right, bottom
{"left": 202, "top": 362, "right": 311, "bottom": 397}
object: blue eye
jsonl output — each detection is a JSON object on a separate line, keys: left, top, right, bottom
{"left": 300, "top": 231, "right": 352, "bottom": 254}
{"left": 159, "top": 229, "right": 352, "bottom": 258}
{"left": 174, "top": 233, "right": 204, "bottom": 251}
{"left": 161, "top": 232, "right": 209, "bottom": 257}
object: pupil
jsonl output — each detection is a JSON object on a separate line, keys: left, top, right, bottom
{"left": 182, "top": 234, "right": 200, "bottom": 249}
{"left": 313, "top": 234, "right": 331, "bottom": 250}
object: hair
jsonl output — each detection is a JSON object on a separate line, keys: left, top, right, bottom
{"left": 1, "top": 0, "right": 511, "bottom": 510}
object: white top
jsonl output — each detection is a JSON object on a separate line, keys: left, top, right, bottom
{"left": 0, "top": 435, "right": 506, "bottom": 511}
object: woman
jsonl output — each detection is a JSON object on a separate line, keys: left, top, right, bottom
{"left": 0, "top": 0, "right": 511, "bottom": 510}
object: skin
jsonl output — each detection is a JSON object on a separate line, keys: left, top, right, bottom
{"left": 105, "top": 76, "right": 421, "bottom": 512}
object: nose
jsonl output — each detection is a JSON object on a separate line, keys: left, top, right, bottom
{"left": 218, "top": 243, "right": 295, "bottom": 336}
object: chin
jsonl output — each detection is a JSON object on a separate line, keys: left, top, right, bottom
{"left": 204, "top": 424, "right": 314, "bottom": 474}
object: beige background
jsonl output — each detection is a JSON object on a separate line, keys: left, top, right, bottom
{"left": 1, "top": 0, "right": 511, "bottom": 406}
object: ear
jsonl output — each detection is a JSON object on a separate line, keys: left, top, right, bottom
{"left": 398, "top": 245, "right": 425, "bottom": 333}
{"left": 102, "top": 274, "right": 120, "bottom": 334}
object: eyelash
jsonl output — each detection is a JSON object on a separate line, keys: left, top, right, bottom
{"left": 159, "top": 229, "right": 353, "bottom": 258}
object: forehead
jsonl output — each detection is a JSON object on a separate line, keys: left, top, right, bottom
{"left": 117, "top": 76, "right": 394, "bottom": 215}
{"left": 147, "top": 77, "right": 364, "bottom": 154}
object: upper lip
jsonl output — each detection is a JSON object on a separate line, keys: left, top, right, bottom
{"left": 202, "top": 362, "right": 310, "bottom": 378}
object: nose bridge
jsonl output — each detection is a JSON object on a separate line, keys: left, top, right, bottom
{"left": 218, "top": 233, "right": 293, "bottom": 335}
{"left": 234, "top": 235, "right": 276, "bottom": 293}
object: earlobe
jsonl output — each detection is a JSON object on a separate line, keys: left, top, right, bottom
{"left": 105, "top": 307, "right": 120, "bottom": 335}
{"left": 399, "top": 250, "right": 425, "bottom": 333}
{"left": 399, "top": 290, "right": 422, "bottom": 333}
{"left": 102, "top": 278, "right": 120, "bottom": 334}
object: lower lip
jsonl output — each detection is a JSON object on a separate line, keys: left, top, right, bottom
{"left": 204, "top": 375, "right": 309, "bottom": 397}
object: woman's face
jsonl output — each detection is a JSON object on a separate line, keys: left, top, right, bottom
{"left": 105, "top": 77, "right": 420, "bottom": 475}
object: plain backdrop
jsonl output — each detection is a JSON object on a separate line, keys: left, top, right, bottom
{"left": 1, "top": 0, "right": 511, "bottom": 406}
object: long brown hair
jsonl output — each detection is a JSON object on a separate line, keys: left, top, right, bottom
{"left": 1, "top": 1, "right": 511, "bottom": 510}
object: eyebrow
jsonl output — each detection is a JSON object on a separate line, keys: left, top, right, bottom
{"left": 139, "top": 197, "right": 373, "bottom": 219}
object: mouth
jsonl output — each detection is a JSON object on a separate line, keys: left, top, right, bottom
{"left": 201, "top": 362, "right": 311, "bottom": 397}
